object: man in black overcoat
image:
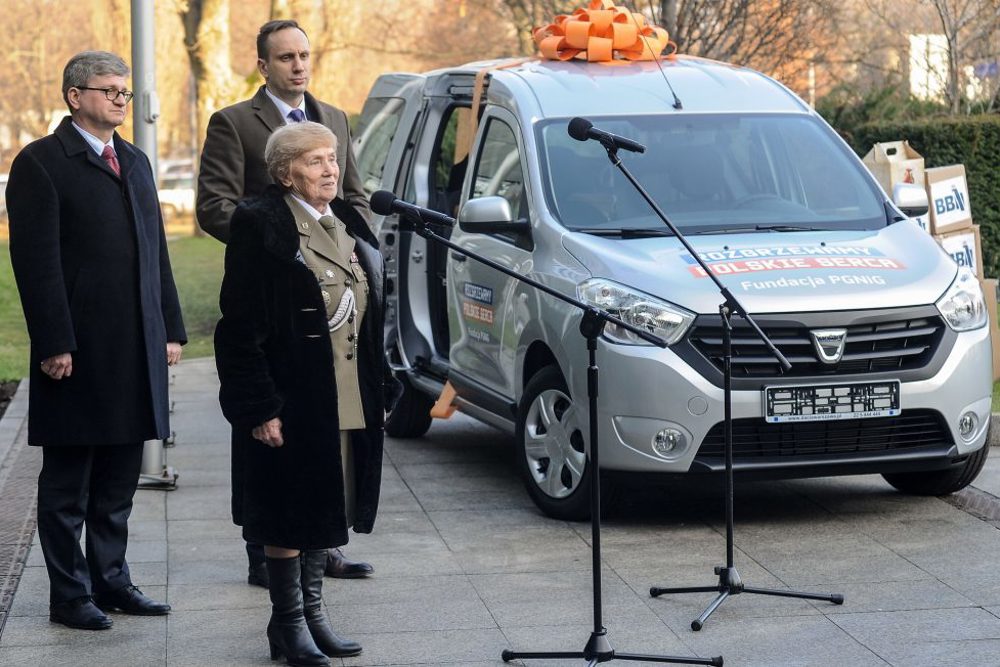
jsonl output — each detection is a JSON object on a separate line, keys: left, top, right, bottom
{"left": 197, "top": 19, "right": 373, "bottom": 587}
{"left": 7, "top": 51, "right": 186, "bottom": 630}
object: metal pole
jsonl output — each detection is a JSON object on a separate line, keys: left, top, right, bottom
{"left": 130, "top": 0, "right": 159, "bottom": 175}
{"left": 132, "top": 1, "right": 176, "bottom": 490}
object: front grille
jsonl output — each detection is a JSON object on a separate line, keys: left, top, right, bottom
{"left": 697, "top": 409, "right": 951, "bottom": 460}
{"left": 687, "top": 313, "right": 947, "bottom": 378}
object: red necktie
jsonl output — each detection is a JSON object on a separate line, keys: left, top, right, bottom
{"left": 101, "top": 145, "right": 121, "bottom": 177}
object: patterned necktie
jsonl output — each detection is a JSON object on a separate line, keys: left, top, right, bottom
{"left": 101, "top": 145, "right": 121, "bottom": 177}
{"left": 287, "top": 108, "right": 306, "bottom": 123}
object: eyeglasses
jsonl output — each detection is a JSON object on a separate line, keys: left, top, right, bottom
{"left": 75, "top": 86, "right": 134, "bottom": 103}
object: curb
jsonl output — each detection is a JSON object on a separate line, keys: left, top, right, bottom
{"left": 0, "top": 379, "right": 33, "bottom": 642}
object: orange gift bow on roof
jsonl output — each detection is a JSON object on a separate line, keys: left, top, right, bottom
{"left": 532, "top": 0, "right": 674, "bottom": 62}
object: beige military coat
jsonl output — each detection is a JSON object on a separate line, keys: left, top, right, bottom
{"left": 288, "top": 194, "right": 369, "bottom": 526}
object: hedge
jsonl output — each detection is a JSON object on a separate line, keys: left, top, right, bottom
{"left": 842, "top": 115, "right": 1000, "bottom": 278}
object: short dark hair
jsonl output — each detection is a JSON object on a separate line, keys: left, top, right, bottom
{"left": 62, "top": 51, "right": 130, "bottom": 111}
{"left": 257, "top": 20, "right": 307, "bottom": 60}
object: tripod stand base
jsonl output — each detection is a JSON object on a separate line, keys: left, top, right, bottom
{"left": 650, "top": 566, "right": 843, "bottom": 631}
{"left": 501, "top": 628, "right": 723, "bottom": 665}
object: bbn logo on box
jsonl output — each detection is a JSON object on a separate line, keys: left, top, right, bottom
{"left": 950, "top": 242, "right": 975, "bottom": 269}
{"left": 935, "top": 185, "right": 967, "bottom": 215}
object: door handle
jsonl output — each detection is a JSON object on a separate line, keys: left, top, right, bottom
{"left": 452, "top": 252, "right": 467, "bottom": 262}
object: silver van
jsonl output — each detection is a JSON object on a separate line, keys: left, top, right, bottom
{"left": 355, "top": 57, "right": 992, "bottom": 519}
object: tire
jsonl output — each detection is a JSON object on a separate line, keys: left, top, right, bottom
{"left": 882, "top": 435, "right": 990, "bottom": 496}
{"left": 161, "top": 204, "right": 178, "bottom": 223}
{"left": 515, "top": 366, "right": 592, "bottom": 520}
{"left": 384, "top": 373, "right": 434, "bottom": 438}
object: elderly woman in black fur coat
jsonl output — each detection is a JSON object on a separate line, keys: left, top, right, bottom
{"left": 215, "top": 121, "right": 396, "bottom": 667}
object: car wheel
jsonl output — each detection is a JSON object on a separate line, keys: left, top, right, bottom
{"left": 882, "top": 432, "right": 990, "bottom": 495}
{"left": 516, "top": 365, "right": 592, "bottom": 520}
{"left": 161, "top": 204, "right": 178, "bottom": 223}
{"left": 384, "top": 373, "right": 434, "bottom": 438}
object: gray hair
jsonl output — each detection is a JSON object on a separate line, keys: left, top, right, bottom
{"left": 265, "top": 121, "right": 339, "bottom": 186}
{"left": 62, "top": 51, "right": 130, "bottom": 110}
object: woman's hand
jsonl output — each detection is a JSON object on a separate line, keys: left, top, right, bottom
{"left": 40, "top": 353, "right": 73, "bottom": 380}
{"left": 252, "top": 417, "right": 284, "bottom": 447}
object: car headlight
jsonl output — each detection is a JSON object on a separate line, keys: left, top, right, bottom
{"left": 936, "top": 267, "right": 987, "bottom": 331}
{"left": 578, "top": 278, "right": 694, "bottom": 345}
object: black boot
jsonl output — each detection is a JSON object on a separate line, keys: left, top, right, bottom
{"left": 265, "top": 555, "right": 329, "bottom": 667}
{"left": 301, "top": 550, "right": 362, "bottom": 657}
{"left": 247, "top": 542, "right": 269, "bottom": 589}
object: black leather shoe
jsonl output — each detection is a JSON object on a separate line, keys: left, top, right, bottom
{"left": 324, "top": 548, "right": 373, "bottom": 579}
{"left": 50, "top": 597, "right": 113, "bottom": 630}
{"left": 247, "top": 542, "right": 269, "bottom": 589}
{"left": 248, "top": 561, "right": 270, "bottom": 589}
{"left": 94, "top": 585, "right": 171, "bottom": 616}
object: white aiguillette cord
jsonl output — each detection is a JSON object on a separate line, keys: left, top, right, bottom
{"left": 327, "top": 288, "right": 356, "bottom": 332}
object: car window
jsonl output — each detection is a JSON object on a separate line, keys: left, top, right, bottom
{"left": 160, "top": 176, "right": 193, "bottom": 189}
{"left": 471, "top": 118, "right": 528, "bottom": 219}
{"left": 539, "top": 113, "right": 885, "bottom": 232}
{"left": 354, "top": 97, "right": 405, "bottom": 197}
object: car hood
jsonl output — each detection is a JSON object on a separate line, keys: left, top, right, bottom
{"left": 561, "top": 222, "right": 958, "bottom": 314}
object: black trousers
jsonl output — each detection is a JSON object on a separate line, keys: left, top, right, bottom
{"left": 36, "top": 443, "right": 144, "bottom": 603}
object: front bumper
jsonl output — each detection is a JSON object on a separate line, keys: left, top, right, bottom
{"left": 569, "top": 321, "right": 992, "bottom": 476}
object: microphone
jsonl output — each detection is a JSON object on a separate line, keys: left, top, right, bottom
{"left": 567, "top": 117, "right": 646, "bottom": 154}
{"left": 370, "top": 190, "right": 456, "bottom": 228}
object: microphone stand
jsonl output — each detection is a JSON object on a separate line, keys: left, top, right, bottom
{"left": 391, "top": 208, "right": 722, "bottom": 666}
{"left": 590, "top": 137, "right": 844, "bottom": 630}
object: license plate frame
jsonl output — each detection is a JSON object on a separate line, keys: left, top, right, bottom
{"left": 762, "top": 380, "right": 901, "bottom": 424}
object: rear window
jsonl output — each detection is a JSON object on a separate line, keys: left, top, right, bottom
{"left": 537, "top": 113, "right": 885, "bottom": 233}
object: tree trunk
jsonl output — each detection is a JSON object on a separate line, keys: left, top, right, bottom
{"left": 947, "top": 33, "right": 961, "bottom": 114}
{"left": 178, "top": 0, "right": 241, "bottom": 237}
{"left": 660, "top": 0, "right": 679, "bottom": 40}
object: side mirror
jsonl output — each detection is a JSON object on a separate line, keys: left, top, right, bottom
{"left": 458, "top": 196, "right": 530, "bottom": 234}
{"left": 892, "top": 183, "right": 929, "bottom": 218}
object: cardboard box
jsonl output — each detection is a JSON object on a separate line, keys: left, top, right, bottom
{"left": 981, "top": 278, "right": 1000, "bottom": 381}
{"left": 935, "top": 224, "right": 983, "bottom": 278}
{"left": 862, "top": 140, "right": 925, "bottom": 194}
{"left": 910, "top": 214, "right": 930, "bottom": 234}
{"left": 925, "top": 164, "right": 973, "bottom": 234}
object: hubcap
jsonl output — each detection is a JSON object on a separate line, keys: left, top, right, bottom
{"left": 523, "top": 387, "right": 586, "bottom": 499}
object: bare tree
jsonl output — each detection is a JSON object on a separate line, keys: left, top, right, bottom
{"left": 653, "top": 0, "right": 843, "bottom": 86}
{"left": 0, "top": 0, "right": 93, "bottom": 158}
{"left": 865, "top": 0, "right": 1000, "bottom": 113}
{"left": 493, "top": 0, "right": 579, "bottom": 54}
{"left": 928, "top": 0, "right": 1000, "bottom": 112}
{"left": 176, "top": 0, "right": 250, "bottom": 149}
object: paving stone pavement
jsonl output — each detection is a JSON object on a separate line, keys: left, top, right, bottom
{"left": 2, "top": 357, "right": 1000, "bottom": 665}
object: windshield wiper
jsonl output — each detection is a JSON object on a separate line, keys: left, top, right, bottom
{"left": 575, "top": 227, "right": 676, "bottom": 238}
{"left": 753, "top": 224, "right": 824, "bottom": 232}
{"left": 689, "top": 224, "right": 824, "bottom": 235}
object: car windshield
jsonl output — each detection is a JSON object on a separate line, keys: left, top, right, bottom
{"left": 537, "top": 113, "right": 886, "bottom": 234}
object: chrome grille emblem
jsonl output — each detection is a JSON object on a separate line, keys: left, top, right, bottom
{"left": 810, "top": 328, "right": 847, "bottom": 364}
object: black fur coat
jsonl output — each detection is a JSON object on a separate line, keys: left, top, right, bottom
{"left": 215, "top": 185, "right": 394, "bottom": 549}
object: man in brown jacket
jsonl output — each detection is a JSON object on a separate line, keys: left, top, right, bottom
{"left": 196, "top": 19, "right": 373, "bottom": 587}
{"left": 196, "top": 19, "right": 370, "bottom": 242}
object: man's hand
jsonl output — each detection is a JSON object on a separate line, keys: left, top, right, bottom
{"left": 252, "top": 417, "right": 284, "bottom": 448}
{"left": 40, "top": 353, "right": 73, "bottom": 380}
{"left": 166, "top": 342, "right": 182, "bottom": 366}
